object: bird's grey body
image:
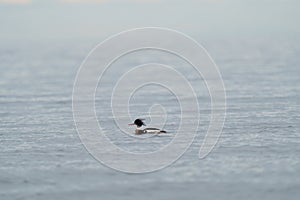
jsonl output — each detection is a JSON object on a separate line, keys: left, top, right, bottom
{"left": 135, "top": 127, "right": 165, "bottom": 135}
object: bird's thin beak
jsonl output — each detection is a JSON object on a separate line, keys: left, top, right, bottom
{"left": 128, "top": 123, "right": 135, "bottom": 126}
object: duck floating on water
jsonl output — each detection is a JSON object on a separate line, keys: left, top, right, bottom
{"left": 128, "top": 118, "right": 167, "bottom": 135}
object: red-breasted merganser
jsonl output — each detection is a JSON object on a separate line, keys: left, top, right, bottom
{"left": 128, "top": 118, "right": 167, "bottom": 135}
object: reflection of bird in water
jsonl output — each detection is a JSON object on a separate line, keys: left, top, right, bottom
{"left": 128, "top": 118, "right": 167, "bottom": 135}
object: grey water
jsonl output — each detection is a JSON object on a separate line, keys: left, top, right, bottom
{"left": 0, "top": 38, "right": 299, "bottom": 200}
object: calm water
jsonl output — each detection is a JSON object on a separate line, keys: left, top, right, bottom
{"left": 0, "top": 38, "right": 299, "bottom": 199}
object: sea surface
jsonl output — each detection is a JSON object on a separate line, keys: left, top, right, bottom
{"left": 0, "top": 37, "right": 299, "bottom": 199}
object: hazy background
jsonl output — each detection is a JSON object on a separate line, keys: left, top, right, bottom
{"left": 0, "top": 0, "right": 299, "bottom": 42}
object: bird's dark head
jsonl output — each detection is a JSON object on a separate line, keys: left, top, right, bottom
{"left": 128, "top": 118, "right": 146, "bottom": 127}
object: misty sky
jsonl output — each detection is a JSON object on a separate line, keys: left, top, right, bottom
{"left": 0, "top": 0, "right": 299, "bottom": 42}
